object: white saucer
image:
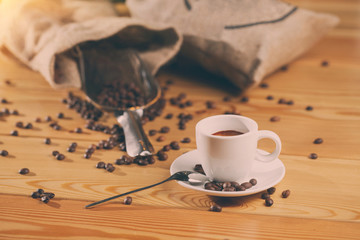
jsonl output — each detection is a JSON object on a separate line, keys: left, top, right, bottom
{"left": 170, "top": 149, "right": 285, "bottom": 197}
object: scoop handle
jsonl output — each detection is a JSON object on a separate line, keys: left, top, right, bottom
{"left": 117, "top": 110, "right": 154, "bottom": 157}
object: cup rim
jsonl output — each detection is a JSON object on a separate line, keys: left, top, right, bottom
{"left": 196, "top": 115, "right": 258, "bottom": 139}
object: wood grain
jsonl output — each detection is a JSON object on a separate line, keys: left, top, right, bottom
{"left": 1, "top": 1, "right": 360, "bottom": 239}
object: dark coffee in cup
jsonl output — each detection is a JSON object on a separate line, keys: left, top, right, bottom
{"left": 212, "top": 130, "right": 244, "bottom": 136}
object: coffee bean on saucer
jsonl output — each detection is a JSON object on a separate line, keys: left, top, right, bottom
{"left": 19, "top": 168, "right": 29, "bottom": 175}
{"left": 160, "top": 126, "right": 170, "bottom": 133}
{"left": 10, "top": 130, "right": 18, "bottom": 136}
{"left": 270, "top": 116, "right": 280, "bottom": 122}
{"left": 170, "top": 141, "right": 180, "bottom": 150}
{"left": 156, "top": 136, "right": 165, "bottom": 142}
{"left": 249, "top": 179, "right": 257, "bottom": 186}
{"left": 0, "top": 150, "right": 9, "bottom": 156}
{"left": 222, "top": 182, "right": 232, "bottom": 188}
{"left": 209, "top": 204, "right": 222, "bottom": 212}
{"left": 241, "top": 182, "right": 252, "bottom": 189}
{"left": 44, "top": 138, "right": 51, "bottom": 145}
{"left": 306, "top": 106, "right": 313, "bottom": 111}
{"left": 236, "top": 185, "right": 246, "bottom": 191}
{"left": 181, "top": 137, "right": 191, "bottom": 143}
{"left": 124, "top": 196, "right": 132, "bottom": 205}
{"left": 41, "top": 195, "right": 50, "bottom": 203}
{"left": 56, "top": 154, "right": 65, "bottom": 160}
{"left": 194, "top": 164, "right": 205, "bottom": 175}
{"left": 265, "top": 198, "right": 274, "bottom": 207}
{"left": 267, "top": 187, "right": 276, "bottom": 195}
{"left": 309, "top": 153, "right": 318, "bottom": 159}
{"left": 149, "top": 129, "right": 157, "bottom": 136}
{"left": 223, "top": 187, "right": 236, "bottom": 192}
{"left": 165, "top": 113, "right": 173, "bottom": 119}
{"left": 15, "top": 121, "right": 23, "bottom": 128}
{"left": 282, "top": 189, "right": 291, "bottom": 198}
{"left": 261, "top": 192, "right": 270, "bottom": 199}
{"left": 313, "top": 138, "right": 323, "bottom": 144}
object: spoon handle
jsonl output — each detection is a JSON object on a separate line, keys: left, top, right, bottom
{"left": 85, "top": 177, "right": 172, "bottom": 209}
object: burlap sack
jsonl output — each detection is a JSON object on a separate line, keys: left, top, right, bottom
{"left": 0, "top": 0, "right": 182, "bottom": 88}
{"left": 127, "top": 0, "right": 339, "bottom": 90}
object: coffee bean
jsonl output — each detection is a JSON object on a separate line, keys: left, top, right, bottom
{"left": 4, "top": 79, "right": 11, "bottom": 85}
{"left": 194, "top": 164, "right": 205, "bottom": 175}
{"left": 206, "top": 101, "right": 216, "bottom": 109}
{"left": 124, "top": 196, "right": 132, "bottom": 205}
{"left": 170, "top": 141, "right": 180, "bottom": 150}
{"left": 282, "top": 189, "right": 291, "bottom": 198}
{"left": 241, "top": 182, "right": 253, "bottom": 189}
{"left": 156, "top": 136, "right": 165, "bottom": 142}
{"left": 223, "top": 96, "right": 231, "bottom": 102}
{"left": 12, "top": 110, "right": 19, "bottom": 115}
{"left": 84, "top": 153, "right": 92, "bottom": 159}
{"left": 185, "top": 100, "right": 193, "bottom": 106}
{"left": 286, "top": 100, "right": 294, "bottom": 105}
{"left": 223, "top": 187, "right": 236, "bottom": 191}
{"left": 162, "top": 145, "right": 171, "bottom": 151}
{"left": 249, "top": 179, "right": 257, "bottom": 186}
{"left": 149, "top": 129, "right": 157, "bottom": 136}
{"left": 178, "top": 93, "right": 186, "bottom": 100}
{"left": 45, "top": 116, "right": 52, "bottom": 122}
{"left": 306, "top": 106, "right": 313, "bottom": 111}
{"left": 1, "top": 98, "right": 8, "bottom": 103}
{"left": 309, "top": 153, "right": 318, "bottom": 159}
{"left": 209, "top": 204, "right": 222, "bottom": 212}
{"left": 267, "top": 187, "right": 276, "bottom": 195}
{"left": 166, "top": 79, "right": 173, "bottom": 85}
{"left": 56, "top": 154, "right": 65, "bottom": 160}
{"left": 53, "top": 124, "right": 61, "bottom": 130}
{"left": 67, "top": 147, "right": 75, "bottom": 153}
{"left": 74, "top": 128, "right": 82, "bottom": 133}
{"left": 44, "top": 192, "right": 55, "bottom": 199}
{"left": 259, "top": 83, "right": 269, "bottom": 88}
{"left": 33, "top": 118, "right": 41, "bottom": 123}
{"left": 240, "top": 96, "right": 249, "bottom": 103}
{"left": 261, "top": 192, "right": 270, "bottom": 199}
{"left": 280, "top": 65, "right": 288, "bottom": 71}
{"left": 223, "top": 182, "right": 232, "bottom": 188}
{"left": 157, "top": 150, "right": 168, "bottom": 161}
{"left": 44, "top": 138, "right": 51, "bottom": 145}
{"left": 2, "top": 108, "right": 10, "bottom": 114}
{"left": 178, "top": 124, "right": 186, "bottom": 130}
{"left": 236, "top": 185, "right": 246, "bottom": 191}
{"left": 270, "top": 116, "right": 280, "bottom": 122}
{"left": 0, "top": 150, "right": 9, "bottom": 156}
{"left": 52, "top": 150, "right": 59, "bottom": 156}
{"left": 19, "top": 168, "right": 29, "bottom": 175}
{"left": 57, "top": 112, "right": 64, "bottom": 119}
{"left": 165, "top": 113, "right": 173, "bottom": 119}
{"left": 266, "top": 95, "right": 274, "bottom": 100}
{"left": 31, "top": 191, "right": 41, "bottom": 199}
{"left": 230, "top": 182, "right": 240, "bottom": 188}
{"left": 10, "top": 130, "right": 18, "bottom": 136}
{"left": 147, "top": 155, "right": 155, "bottom": 164}
{"left": 24, "top": 123, "right": 33, "bottom": 129}
{"left": 37, "top": 189, "right": 44, "bottom": 194}
{"left": 321, "top": 60, "right": 329, "bottom": 67}
{"left": 137, "top": 159, "right": 148, "bottom": 166}
{"left": 278, "top": 98, "right": 286, "bottom": 104}
{"left": 41, "top": 195, "right": 50, "bottom": 203}
{"left": 70, "top": 142, "right": 77, "bottom": 148}
{"left": 265, "top": 198, "right": 274, "bottom": 207}
{"left": 106, "top": 163, "right": 115, "bottom": 172}
{"left": 160, "top": 126, "right": 170, "bottom": 133}
{"left": 313, "top": 138, "right": 323, "bottom": 144}
{"left": 181, "top": 137, "right": 191, "bottom": 143}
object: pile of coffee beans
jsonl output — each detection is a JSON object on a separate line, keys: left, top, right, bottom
{"left": 204, "top": 179, "right": 257, "bottom": 192}
{"left": 113, "top": 155, "right": 155, "bottom": 166}
{"left": 31, "top": 189, "right": 55, "bottom": 203}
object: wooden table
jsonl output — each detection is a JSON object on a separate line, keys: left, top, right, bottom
{"left": 1, "top": 1, "right": 360, "bottom": 239}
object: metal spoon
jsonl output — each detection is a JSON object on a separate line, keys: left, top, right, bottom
{"left": 85, "top": 171, "right": 208, "bottom": 209}
{"left": 75, "top": 45, "right": 160, "bottom": 156}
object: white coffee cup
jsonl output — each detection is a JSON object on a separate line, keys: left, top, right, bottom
{"left": 195, "top": 115, "right": 281, "bottom": 182}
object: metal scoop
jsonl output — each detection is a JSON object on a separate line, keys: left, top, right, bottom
{"left": 76, "top": 46, "right": 161, "bottom": 157}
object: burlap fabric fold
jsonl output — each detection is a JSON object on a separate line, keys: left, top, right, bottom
{"left": 127, "top": 0, "right": 339, "bottom": 89}
{"left": 0, "top": 0, "right": 182, "bottom": 88}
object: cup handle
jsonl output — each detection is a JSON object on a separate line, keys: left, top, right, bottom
{"left": 255, "top": 130, "right": 281, "bottom": 162}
